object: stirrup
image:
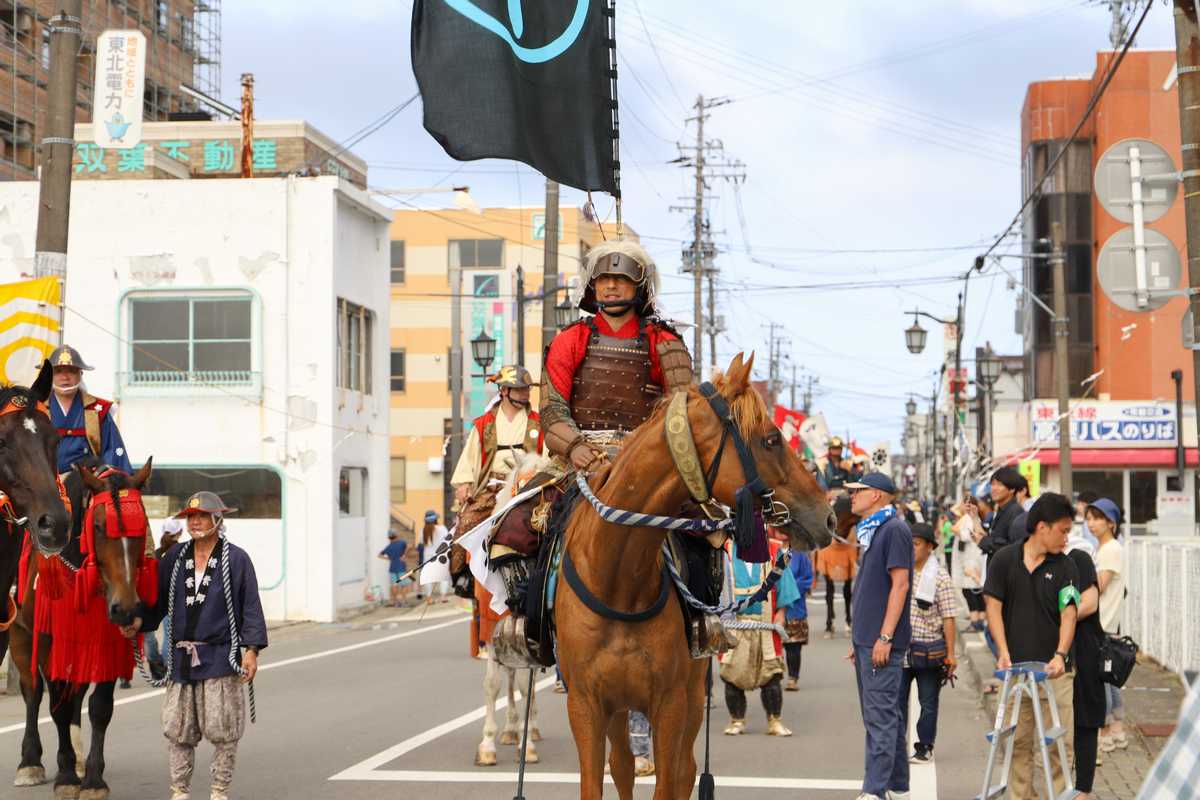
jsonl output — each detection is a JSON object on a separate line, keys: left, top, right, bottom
{"left": 690, "top": 614, "right": 735, "bottom": 659}
{"left": 492, "top": 614, "right": 542, "bottom": 669}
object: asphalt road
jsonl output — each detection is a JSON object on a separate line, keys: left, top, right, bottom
{"left": 0, "top": 599, "right": 991, "bottom": 799}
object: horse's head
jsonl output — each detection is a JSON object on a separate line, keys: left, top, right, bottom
{"left": 78, "top": 458, "right": 154, "bottom": 625}
{"left": 832, "top": 492, "right": 860, "bottom": 544}
{"left": 692, "top": 353, "right": 836, "bottom": 551}
{"left": 0, "top": 364, "right": 71, "bottom": 554}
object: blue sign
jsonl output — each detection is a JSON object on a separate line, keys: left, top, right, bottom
{"left": 1031, "top": 401, "right": 1179, "bottom": 448}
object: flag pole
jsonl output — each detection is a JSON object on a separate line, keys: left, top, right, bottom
{"left": 606, "top": 0, "right": 622, "bottom": 239}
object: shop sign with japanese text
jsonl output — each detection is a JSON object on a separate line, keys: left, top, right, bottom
{"left": 93, "top": 30, "right": 146, "bottom": 149}
{"left": 1030, "top": 400, "right": 1177, "bottom": 448}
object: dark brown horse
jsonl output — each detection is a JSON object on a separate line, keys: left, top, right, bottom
{"left": 11, "top": 461, "right": 153, "bottom": 799}
{"left": 555, "top": 354, "right": 835, "bottom": 800}
{"left": 0, "top": 368, "right": 73, "bottom": 668}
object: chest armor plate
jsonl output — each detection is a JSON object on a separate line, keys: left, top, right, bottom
{"left": 571, "top": 327, "right": 660, "bottom": 432}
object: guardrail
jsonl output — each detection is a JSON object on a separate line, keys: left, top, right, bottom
{"left": 1124, "top": 537, "right": 1200, "bottom": 677}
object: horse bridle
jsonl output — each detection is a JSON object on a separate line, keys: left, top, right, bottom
{"left": 690, "top": 382, "right": 791, "bottom": 528}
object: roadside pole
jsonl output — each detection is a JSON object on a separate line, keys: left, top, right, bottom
{"left": 1050, "top": 221, "right": 1074, "bottom": 498}
{"left": 33, "top": 1, "right": 84, "bottom": 347}
{"left": 540, "top": 180, "right": 560, "bottom": 353}
{"left": 1171, "top": 1, "right": 1200, "bottom": 472}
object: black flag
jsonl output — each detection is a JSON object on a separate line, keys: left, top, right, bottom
{"left": 411, "top": 0, "right": 617, "bottom": 195}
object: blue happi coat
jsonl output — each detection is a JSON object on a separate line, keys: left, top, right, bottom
{"left": 732, "top": 543, "right": 800, "bottom": 617}
{"left": 784, "top": 551, "right": 815, "bottom": 621}
{"left": 142, "top": 538, "right": 268, "bottom": 682}
{"left": 51, "top": 393, "right": 132, "bottom": 474}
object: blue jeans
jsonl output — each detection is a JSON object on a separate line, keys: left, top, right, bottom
{"left": 1105, "top": 683, "right": 1124, "bottom": 722}
{"left": 902, "top": 666, "right": 943, "bottom": 747}
{"left": 855, "top": 645, "right": 909, "bottom": 797}
{"left": 144, "top": 629, "right": 162, "bottom": 662}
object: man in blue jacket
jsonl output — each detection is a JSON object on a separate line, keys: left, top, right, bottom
{"left": 124, "top": 491, "right": 267, "bottom": 800}
{"left": 46, "top": 345, "right": 133, "bottom": 474}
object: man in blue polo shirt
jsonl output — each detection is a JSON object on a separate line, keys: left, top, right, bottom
{"left": 846, "top": 472, "right": 913, "bottom": 800}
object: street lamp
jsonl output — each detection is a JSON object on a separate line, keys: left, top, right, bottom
{"left": 904, "top": 319, "right": 928, "bottom": 354}
{"left": 978, "top": 348, "right": 1002, "bottom": 388}
{"left": 905, "top": 397, "right": 918, "bottom": 417}
{"left": 555, "top": 297, "right": 576, "bottom": 330}
{"left": 470, "top": 329, "right": 496, "bottom": 376}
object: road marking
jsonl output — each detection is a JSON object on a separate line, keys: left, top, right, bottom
{"left": 331, "top": 673, "right": 558, "bottom": 778}
{"left": 908, "top": 681, "right": 938, "bottom": 799}
{"left": 333, "top": 769, "right": 863, "bottom": 789}
{"left": 0, "top": 615, "right": 469, "bottom": 736}
{"left": 331, "top": 673, "right": 861, "bottom": 792}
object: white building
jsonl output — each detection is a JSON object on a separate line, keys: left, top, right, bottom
{"left": 0, "top": 176, "right": 393, "bottom": 621}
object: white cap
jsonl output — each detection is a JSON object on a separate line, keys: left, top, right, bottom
{"left": 162, "top": 518, "right": 185, "bottom": 535}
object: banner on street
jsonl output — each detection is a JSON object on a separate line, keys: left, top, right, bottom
{"left": 0, "top": 277, "right": 61, "bottom": 385}
{"left": 773, "top": 404, "right": 806, "bottom": 452}
{"left": 411, "top": 0, "right": 618, "bottom": 193}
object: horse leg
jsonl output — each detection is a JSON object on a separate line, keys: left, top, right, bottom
{"left": 498, "top": 666, "right": 520, "bottom": 745}
{"left": 566, "top": 692, "right": 607, "bottom": 800}
{"left": 48, "top": 682, "right": 82, "bottom": 799}
{"left": 527, "top": 671, "right": 542, "bottom": 742}
{"left": 647, "top": 691, "right": 689, "bottom": 800}
{"left": 78, "top": 681, "right": 114, "bottom": 800}
{"left": 605, "top": 709, "right": 636, "bottom": 800}
{"left": 675, "top": 665, "right": 708, "bottom": 800}
{"left": 13, "top": 633, "right": 46, "bottom": 786}
{"left": 475, "top": 653, "right": 501, "bottom": 766}
{"left": 71, "top": 692, "right": 84, "bottom": 780}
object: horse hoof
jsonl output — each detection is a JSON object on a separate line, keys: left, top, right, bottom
{"left": 525, "top": 750, "right": 539, "bottom": 764}
{"left": 53, "top": 784, "right": 81, "bottom": 800}
{"left": 79, "top": 789, "right": 110, "bottom": 800}
{"left": 498, "top": 731, "right": 519, "bottom": 746}
{"left": 529, "top": 728, "right": 542, "bottom": 743}
{"left": 14, "top": 766, "right": 47, "bottom": 786}
{"left": 475, "top": 749, "right": 498, "bottom": 767}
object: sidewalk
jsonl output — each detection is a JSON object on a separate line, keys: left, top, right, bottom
{"left": 960, "top": 626, "right": 1186, "bottom": 799}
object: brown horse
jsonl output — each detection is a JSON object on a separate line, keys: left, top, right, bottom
{"left": 11, "top": 460, "right": 153, "bottom": 799}
{"left": 555, "top": 353, "right": 835, "bottom": 800}
{"left": 0, "top": 371, "right": 73, "bottom": 668}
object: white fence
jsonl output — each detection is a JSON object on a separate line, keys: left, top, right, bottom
{"left": 1125, "top": 538, "right": 1200, "bottom": 677}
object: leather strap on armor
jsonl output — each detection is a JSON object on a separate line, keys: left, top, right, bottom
{"left": 543, "top": 420, "right": 583, "bottom": 461}
{"left": 571, "top": 318, "right": 659, "bottom": 432}
{"left": 656, "top": 338, "right": 695, "bottom": 392}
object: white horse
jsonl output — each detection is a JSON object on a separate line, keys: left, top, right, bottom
{"left": 473, "top": 451, "right": 551, "bottom": 767}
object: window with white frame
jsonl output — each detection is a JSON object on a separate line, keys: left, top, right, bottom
{"left": 129, "top": 293, "right": 254, "bottom": 385}
{"left": 337, "top": 298, "right": 375, "bottom": 394}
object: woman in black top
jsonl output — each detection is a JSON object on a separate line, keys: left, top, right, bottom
{"left": 1068, "top": 547, "right": 1106, "bottom": 797}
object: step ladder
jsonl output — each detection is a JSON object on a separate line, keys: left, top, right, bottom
{"left": 976, "top": 662, "right": 1076, "bottom": 800}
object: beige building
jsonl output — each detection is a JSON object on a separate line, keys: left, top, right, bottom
{"left": 388, "top": 205, "right": 629, "bottom": 533}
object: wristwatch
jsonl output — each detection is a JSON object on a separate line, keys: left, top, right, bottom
{"left": 1054, "top": 650, "right": 1067, "bottom": 661}
{"left": 879, "top": 633, "right": 893, "bottom": 644}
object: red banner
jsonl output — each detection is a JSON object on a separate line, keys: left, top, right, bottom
{"left": 773, "top": 404, "right": 806, "bottom": 452}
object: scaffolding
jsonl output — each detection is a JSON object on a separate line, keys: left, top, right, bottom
{"left": 192, "top": 0, "right": 220, "bottom": 100}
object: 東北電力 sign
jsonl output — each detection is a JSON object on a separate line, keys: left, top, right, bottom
{"left": 93, "top": 30, "right": 146, "bottom": 149}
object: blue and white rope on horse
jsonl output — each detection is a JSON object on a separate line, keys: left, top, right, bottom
{"left": 574, "top": 472, "right": 790, "bottom": 621}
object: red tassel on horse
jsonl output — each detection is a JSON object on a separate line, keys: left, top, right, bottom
{"left": 74, "top": 558, "right": 100, "bottom": 614}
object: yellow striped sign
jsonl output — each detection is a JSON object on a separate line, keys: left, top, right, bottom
{"left": 0, "top": 277, "right": 61, "bottom": 385}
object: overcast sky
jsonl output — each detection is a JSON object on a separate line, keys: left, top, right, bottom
{"left": 220, "top": 1, "right": 1176, "bottom": 447}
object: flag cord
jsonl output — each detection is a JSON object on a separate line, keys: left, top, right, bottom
{"left": 607, "top": 0, "right": 622, "bottom": 239}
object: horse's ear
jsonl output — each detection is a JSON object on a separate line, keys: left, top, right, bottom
{"left": 31, "top": 359, "right": 52, "bottom": 403}
{"left": 724, "top": 352, "right": 753, "bottom": 394}
{"left": 130, "top": 456, "right": 153, "bottom": 490}
{"left": 76, "top": 463, "right": 106, "bottom": 493}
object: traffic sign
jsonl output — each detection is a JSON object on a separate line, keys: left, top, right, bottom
{"left": 1094, "top": 138, "right": 1177, "bottom": 223}
{"left": 1096, "top": 227, "right": 1180, "bottom": 312}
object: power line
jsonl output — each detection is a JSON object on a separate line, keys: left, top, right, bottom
{"left": 630, "top": 0, "right": 687, "bottom": 113}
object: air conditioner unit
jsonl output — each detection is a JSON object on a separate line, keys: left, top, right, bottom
{"left": 14, "top": 121, "right": 33, "bottom": 145}
{"left": 15, "top": 10, "right": 33, "bottom": 34}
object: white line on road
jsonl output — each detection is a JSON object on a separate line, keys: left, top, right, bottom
{"left": 333, "top": 769, "right": 863, "bottom": 789}
{"left": 0, "top": 615, "right": 469, "bottom": 736}
{"left": 908, "top": 679, "right": 938, "bottom": 800}
{"left": 331, "top": 673, "right": 863, "bottom": 792}
{"left": 330, "top": 673, "right": 559, "bottom": 779}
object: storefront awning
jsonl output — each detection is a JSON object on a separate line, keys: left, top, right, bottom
{"left": 1013, "top": 448, "right": 1199, "bottom": 467}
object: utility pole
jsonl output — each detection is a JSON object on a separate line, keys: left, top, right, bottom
{"left": 763, "top": 322, "right": 786, "bottom": 407}
{"left": 33, "top": 1, "right": 84, "bottom": 347}
{"left": 672, "top": 96, "right": 743, "bottom": 380}
{"left": 705, "top": 230, "right": 719, "bottom": 374}
{"left": 691, "top": 96, "right": 705, "bottom": 376}
{"left": 1050, "top": 221, "right": 1074, "bottom": 498}
{"left": 240, "top": 73, "right": 255, "bottom": 178}
{"left": 448, "top": 252, "right": 464, "bottom": 520}
{"left": 1172, "top": 0, "right": 1200, "bottom": 482}
{"left": 541, "top": 179, "right": 560, "bottom": 353}
{"left": 515, "top": 265, "right": 526, "bottom": 367}
{"left": 790, "top": 363, "right": 797, "bottom": 409}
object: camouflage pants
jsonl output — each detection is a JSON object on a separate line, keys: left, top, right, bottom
{"left": 162, "top": 675, "right": 246, "bottom": 793}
